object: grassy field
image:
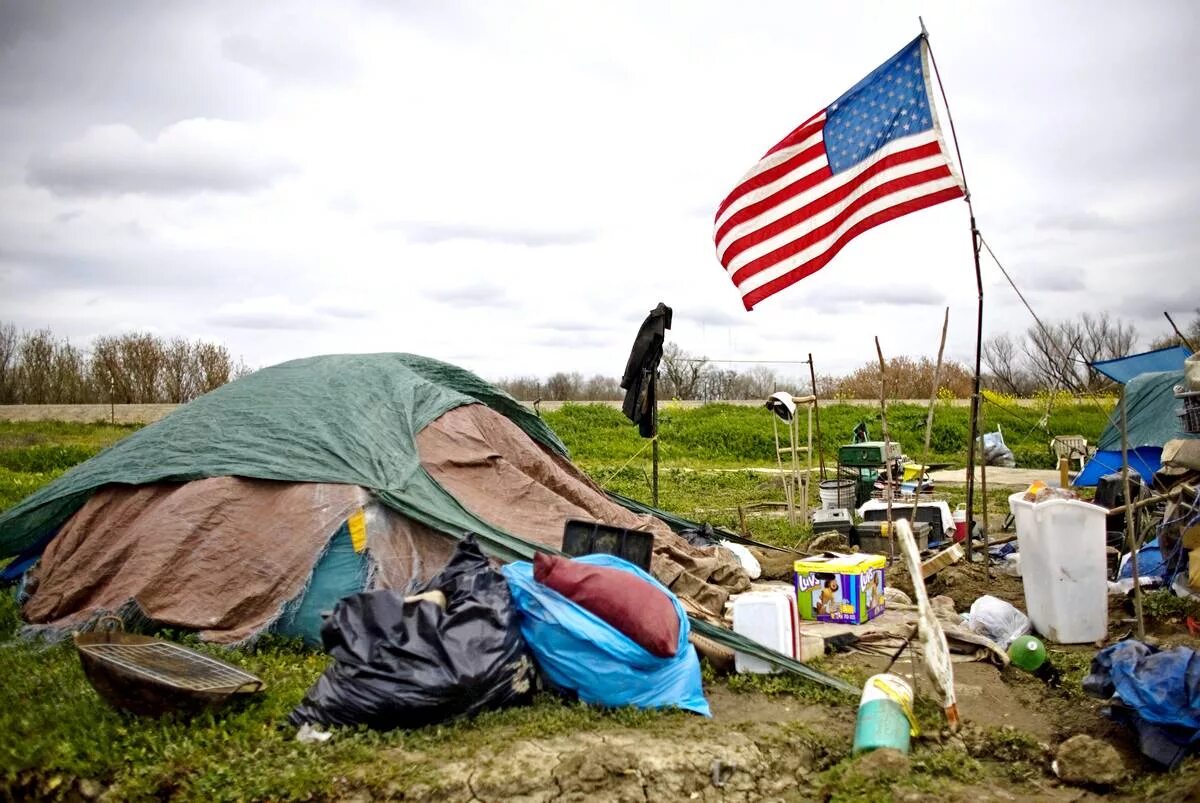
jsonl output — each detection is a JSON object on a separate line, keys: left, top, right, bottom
{"left": 0, "top": 401, "right": 1138, "bottom": 801}
{"left": 544, "top": 398, "right": 1114, "bottom": 471}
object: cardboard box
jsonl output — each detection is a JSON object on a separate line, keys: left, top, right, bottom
{"left": 793, "top": 553, "right": 886, "bottom": 624}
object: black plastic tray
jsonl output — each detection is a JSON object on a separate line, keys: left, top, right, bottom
{"left": 561, "top": 520, "right": 654, "bottom": 572}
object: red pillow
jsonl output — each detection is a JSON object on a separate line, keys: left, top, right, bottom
{"left": 534, "top": 553, "right": 679, "bottom": 658}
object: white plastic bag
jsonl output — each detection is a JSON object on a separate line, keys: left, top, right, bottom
{"left": 719, "top": 540, "right": 762, "bottom": 580}
{"left": 966, "top": 595, "right": 1031, "bottom": 647}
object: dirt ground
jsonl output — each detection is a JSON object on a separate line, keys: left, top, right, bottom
{"left": 332, "top": 561, "right": 1200, "bottom": 802}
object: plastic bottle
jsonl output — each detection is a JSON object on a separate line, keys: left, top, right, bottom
{"left": 852, "top": 674, "right": 914, "bottom": 754}
{"left": 1007, "top": 636, "right": 1047, "bottom": 671}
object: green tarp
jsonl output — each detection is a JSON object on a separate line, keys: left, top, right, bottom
{"left": 0, "top": 353, "right": 565, "bottom": 561}
{"left": 1096, "top": 370, "right": 1195, "bottom": 451}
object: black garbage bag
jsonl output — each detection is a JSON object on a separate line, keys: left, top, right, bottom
{"left": 289, "top": 535, "right": 535, "bottom": 730}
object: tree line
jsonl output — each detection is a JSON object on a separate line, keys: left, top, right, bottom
{"left": 494, "top": 311, "right": 1199, "bottom": 402}
{"left": 4, "top": 310, "right": 1194, "bottom": 405}
{"left": 0, "top": 322, "right": 246, "bottom": 404}
{"left": 982, "top": 309, "right": 1198, "bottom": 396}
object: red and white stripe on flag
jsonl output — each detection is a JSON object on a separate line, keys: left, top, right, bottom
{"left": 714, "top": 36, "right": 965, "bottom": 310}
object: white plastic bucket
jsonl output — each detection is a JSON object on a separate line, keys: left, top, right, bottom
{"left": 732, "top": 591, "right": 798, "bottom": 673}
{"left": 819, "top": 479, "right": 856, "bottom": 510}
{"left": 1008, "top": 492, "right": 1107, "bottom": 643}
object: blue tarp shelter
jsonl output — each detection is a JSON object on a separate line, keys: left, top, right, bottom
{"left": 1092, "top": 345, "right": 1192, "bottom": 385}
{"left": 1074, "top": 354, "right": 1197, "bottom": 486}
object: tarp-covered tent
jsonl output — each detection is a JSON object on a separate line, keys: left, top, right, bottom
{"left": 0, "top": 354, "right": 749, "bottom": 644}
{"left": 1075, "top": 369, "right": 1199, "bottom": 487}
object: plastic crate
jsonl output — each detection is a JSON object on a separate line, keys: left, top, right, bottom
{"left": 855, "top": 521, "right": 930, "bottom": 554}
{"left": 561, "top": 520, "right": 654, "bottom": 572}
{"left": 838, "top": 441, "right": 902, "bottom": 468}
{"left": 1180, "top": 405, "right": 1200, "bottom": 434}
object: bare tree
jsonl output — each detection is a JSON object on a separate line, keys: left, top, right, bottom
{"left": 544, "top": 371, "right": 583, "bottom": 401}
{"left": 161, "top": 338, "right": 198, "bottom": 403}
{"left": 659, "top": 342, "right": 707, "bottom": 399}
{"left": 194, "top": 341, "right": 237, "bottom": 394}
{"left": 0, "top": 322, "right": 17, "bottom": 403}
{"left": 983, "top": 333, "right": 1034, "bottom": 395}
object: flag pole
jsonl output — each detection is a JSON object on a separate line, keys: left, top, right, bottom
{"left": 922, "top": 22, "right": 983, "bottom": 562}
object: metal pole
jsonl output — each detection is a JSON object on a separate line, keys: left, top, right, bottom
{"left": 808, "top": 353, "right": 826, "bottom": 479}
{"left": 926, "top": 28, "right": 982, "bottom": 565}
{"left": 964, "top": 217, "right": 983, "bottom": 564}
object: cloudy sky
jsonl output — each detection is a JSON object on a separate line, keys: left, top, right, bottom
{"left": 1, "top": 0, "right": 1197, "bottom": 382}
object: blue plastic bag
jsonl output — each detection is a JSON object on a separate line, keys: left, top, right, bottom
{"left": 502, "top": 554, "right": 711, "bottom": 717}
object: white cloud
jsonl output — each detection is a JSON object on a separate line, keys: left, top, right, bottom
{"left": 0, "top": 0, "right": 1196, "bottom": 381}
{"left": 27, "top": 119, "right": 295, "bottom": 197}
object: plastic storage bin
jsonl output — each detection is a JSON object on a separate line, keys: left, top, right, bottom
{"left": 731, "top": 590, "right": 799, "bottom": 673}
{"left": 1007, "top": 492, "right": 1107, "bottom": 643}
{"left": 812, "top": 508, "right": 853, "bottom": 535}
{"left": 855, "top": 521, "right": 930, "bottom": 555}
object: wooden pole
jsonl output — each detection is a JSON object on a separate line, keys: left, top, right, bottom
{"left": 913, "top": 308, "right": 950, "bottom": 524}
{"left": 808, "top": 353, "right": 827, "bottom": 480}
{"left": 876, "top": 337, "right": 895, "bottom": 564}
{"left": 1121, "top": 388, "right": 1145, "bottom": 639}
{"left": 980, "top": 405, "right": 990, "bottom": 581}
{"left": 651, "top": 391, "right": 659, "bottom": 508}
{"left": 1165, "top": 311, "right": 1198, "bottom": 352}
{"left": 772, "top": 415, "right": 795, "bottom": 525}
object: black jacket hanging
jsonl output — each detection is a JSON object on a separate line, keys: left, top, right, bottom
{"left": 620, "top": 302, "right": 672, "bottom": 438}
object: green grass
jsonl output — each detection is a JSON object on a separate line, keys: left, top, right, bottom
{"left": 0, "top": 592, "right": 688, "bottom": 801}
{"left": 545, "top": 399, "right": 1113, "bottom": 471}
{"left": 0, "top": 407, "right": 1116, "bottom": 800}
{"left": 0, "top": 422, "right": 137, "bottom": 512}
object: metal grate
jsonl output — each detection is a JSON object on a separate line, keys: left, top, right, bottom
{"left": 78, "top": 642, "right": 260, "bottom": 692}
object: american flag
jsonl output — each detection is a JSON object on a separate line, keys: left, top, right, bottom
{"left": 714, "top": 36, "right": 965, "bottom": 310}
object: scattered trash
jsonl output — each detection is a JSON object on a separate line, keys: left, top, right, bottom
{"left": 503, "top": 554, "right": 711, "bottom": 716}
{"left": 793, "top": 553, "right": 886, "bottom": 624}
{"left": 980, "top": 429, "right": 1016, "bottom": 468}
{"left": 289, "top": 536, "right": 534, "bottom": 730}
{"left": 965, "top": 595, "right": 1031, "bottom": 648}
{"left": 534, "top": 552, "right": 680, "bottom": 658}
{"left": 719, "top": 540, "right": 762, "bottom": 580}
{"left": 731, "top": 590, "right": 799, "bottom": 673}
{"left": 1007, "top": 636, "right": 1046, "bottom": 672}
{"left": 1008, "top": 492, "right": 1108, "bottom": 643}
{"left": 920, "top": 543, "right": 963, "bottom": 578}
{"left": 852, "top": 673, "right": 915, "bottom": 755}
{"left": 295, "top": 723, "right": 332, "bottom": 744}
{"left": 1082, "top": 640, "right": 1200, "bottom": 768}
{"left": 74, "top": 616, "right": 264, "bottom": 717}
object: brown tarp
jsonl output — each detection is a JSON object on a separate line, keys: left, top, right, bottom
{"left": 24, "top": 478, "right": 365, "bottom": 643}
{"left": 23, "top": 403, "right": 749, "bottom": 641}
{"left": 417, "top": 404, "right": 749, "bottom": 616}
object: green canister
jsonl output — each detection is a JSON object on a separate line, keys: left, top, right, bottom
{"left": 852, "top": 673, "right": 914, "bottom": 754}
